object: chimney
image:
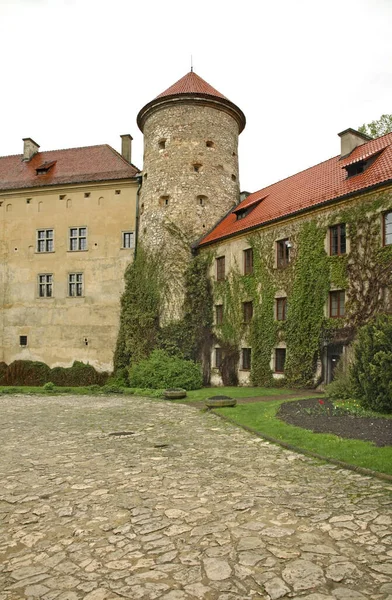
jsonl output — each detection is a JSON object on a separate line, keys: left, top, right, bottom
{"left": 338, "top": 128, "right": 371, "bottom": 158}
{"left": 120, "top": 134, "right": 133, "bottom": 164}
{"left": 22, "top": 138, "right": 40, "bottom": 161}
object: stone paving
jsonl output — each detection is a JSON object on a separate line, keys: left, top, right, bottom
{"left": 0, "top": 395, "right": 391, "bottom": 600}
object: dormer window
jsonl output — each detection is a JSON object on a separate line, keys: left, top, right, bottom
{"left": 234, "top": 196, "right": 265, "bottom": 221}
{"left": 343, "top": 150, "right": 383, "bottom": 178}
{"left": 35, "top": 160, "right": 56, "bottom": 175}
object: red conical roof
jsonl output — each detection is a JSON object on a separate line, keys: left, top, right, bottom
{"left": 137, "top": 70, "right": 246, "bottom": 133}
{"left": 156, "top": 71, "right": 228, "bottom": 100}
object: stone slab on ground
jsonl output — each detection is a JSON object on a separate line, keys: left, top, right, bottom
{"left": 0, "top": 395, "right": 391, "bottom": 599}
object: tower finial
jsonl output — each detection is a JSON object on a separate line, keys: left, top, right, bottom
{"left": 191, "top": 55, "right": 193, "bottom": 72}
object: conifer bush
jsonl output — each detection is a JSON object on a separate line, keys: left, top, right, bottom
{"left": 350, "top": 314, "right": 392, "bottom": 413}
{"left": 129, "top": 350, "right": 203, "bottom": 390}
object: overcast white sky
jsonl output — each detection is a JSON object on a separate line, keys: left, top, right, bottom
{"left": 0, "top": 0, "right": 391, "bottom": 192}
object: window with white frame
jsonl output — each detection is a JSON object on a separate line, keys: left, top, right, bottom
{"left": 68, "top": 273, "right": 83, "bottom": 297}
{"left": 38, "top": 274, "right": 53, "bottom": 297}
{"left": 69, "top": 227, "right": 87, "bottom": 251}
{"left": 37, "top": 229, "right": 54, "bottom": 252}
{"left": 122, "top": 231, "right": 135, "bottom": 248}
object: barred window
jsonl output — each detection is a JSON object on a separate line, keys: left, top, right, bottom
{"left": 38, "top": 274, "right": 53, "bottom": 298}
{"left": 68, "top": 273, "right": 83, "bottom": 297}
{"left": 242, "top": 348, "right": 251, "bottom": 370}
{"left": 275, "top": 348, "right": 286, "bottom": 373}
{"left": 216, "top": 256, "right": 225, "bottom": 281}
{"left": 69, "top": 227, "right": 87, "bottom": 251}
{"left": 37, "top": 229, "right": 54, "bottom": 252}
{"left": 122, "top": 231, "right": 135, "bottom": 248}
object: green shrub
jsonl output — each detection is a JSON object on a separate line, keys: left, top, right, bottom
{"left": 106, "top": 368, "right": 129, "bottom": 388}
{"left": 129, "top": 350, "right": 203, "bottom": 390}
{"left": 50, "top": 362, "right": 108, "bottom": 387}
{"left": 350, "top": 314, "right": 392, "bottom": 413}
{"left": 43, "top": 382, "right": 55, "bottom": 392}
{"left": 325, "top": 359, "right": 354, "bottom": 400}
{"left": 5, "top": 361, "right": 51, "bottom": 386}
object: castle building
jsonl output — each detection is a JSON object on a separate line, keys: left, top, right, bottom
{"left": 0, "top": 71, "right": 391, "bottom": 384}
{"left": 0, "top": 137, "right": 139, "bottom": 371}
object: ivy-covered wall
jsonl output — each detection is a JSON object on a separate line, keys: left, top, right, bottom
{"left": 114, "top": 188, "right": 392, "bottom": 387}
{"left": 207, "top": 188, "right": 392, "bottom": 387}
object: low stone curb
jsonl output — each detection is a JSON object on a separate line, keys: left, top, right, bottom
{"left": 211, "top": 410, "right": 392, "bottom": 483}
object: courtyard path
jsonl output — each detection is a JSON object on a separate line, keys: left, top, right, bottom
{"left": 0, "top": 395, "right": 391, "bottom": 600}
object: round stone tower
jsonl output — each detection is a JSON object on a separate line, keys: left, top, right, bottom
{"left": 137, "top": 70, "right": 246, "bottom": 250}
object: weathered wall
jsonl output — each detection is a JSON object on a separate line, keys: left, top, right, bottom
{"left": 138, "top": 102, "right": 241, "bottom": 321}
{"left": 0, "top": 181, "right": 138, "bottom": 371}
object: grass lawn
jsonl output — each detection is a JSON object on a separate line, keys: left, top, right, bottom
{"left": 216, "top": 399, "right": 392, "bottom": 476}
{"left": 183, "top": 386, "right": 291, "bottom": 402}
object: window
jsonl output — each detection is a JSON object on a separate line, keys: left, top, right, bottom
{"left": 243, "top": 248, "right": 253, "bottom": 275}
{"left": 158, "top": 139, "right": 166, "bottom": 150}
{"left": 276, "top": 297, "right": 287, "bottom": 321}
{"left": 115, "top": 190, "right": 121, "bottom": 195}
{"left": 37, "top": 229, "right": 54, "bottom": 252}
{"left": 231, "top": 174, "right": 237, "bottom": 181}
{"left": 38, "top": 274, "right": 53, "bottom": 298}
{"left": 215, "top": 348, "right": 223, "bottom": 369}
{"left": 206, "top": 140, "right": 214, "bottom": 148}
{"left": 193, "top": 163, "right": 202, "bottom": 173}
{"left": 159, "top": 195, "right": 170, "bottom": 207}
{"left": 243, "top": 301, "right": 253, "bottom": 323}
{"left": 197, "top": 195, "right": 207, "bottom": 206}
{"left": 68, "top": 273, "right": 83, "bottom": 297}
{"left": 84, "top": 192, "right": 91, "bottom": 198}
{"left": 277, "top": 239, "right": 291, "bottom": 268}
{"left": 242, "top": 348, "right": 251, "bottom": 370}
{"left": 69, "top": 227, "right": 87, "bottom": 251}
{"left": 215, "top": 304, "right": 223, "bottom": 325}
{"left": 330, "top": 224, "right": 346, "bottom": 256}
{"left": 19, "top": 335, "right": 27, "bottom": 346}
{"left": 122, "top": 231, "right": 135, "bottom": 248}
{"left": 216, "top": 256, "right": 225, "bottom": 281}
{"left": 275, "top": 348, "right": 286, "bottom": 373}
{"left": 383, "top": 211, "right": 392, "bottom": 246}
{"left": 329, "top": 290, "right": 345, "bottom": 318}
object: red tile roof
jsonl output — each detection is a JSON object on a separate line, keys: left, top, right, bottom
{"left": 0, "top": 145, "right": 139, "bottom": 192}
{"left": 199, "top": 132, "right": 392, "bottom": 247}
{"left": 156, "top": 71, "right": 228, "bottom": 100}
{"left": 137, "top": 71, "right": 246, "bottom": 134}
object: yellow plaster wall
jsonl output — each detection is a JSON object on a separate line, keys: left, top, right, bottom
{"left": 0, "top": 181, "right": 138, "bottom": 371}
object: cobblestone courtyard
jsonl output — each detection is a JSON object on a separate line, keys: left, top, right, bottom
{"left": 0, "top": 395, "right": 391, "bottom": 600}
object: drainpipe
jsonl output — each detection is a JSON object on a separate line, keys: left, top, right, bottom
{"left": 134, "top": 175, "right": 143, "bottom": 258}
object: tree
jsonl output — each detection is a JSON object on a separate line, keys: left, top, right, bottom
{"left": 350, "top": 314, "right": 392, "bottom": 414}
{"left": 358, "top": 114, "right": 392, "bottom": 139}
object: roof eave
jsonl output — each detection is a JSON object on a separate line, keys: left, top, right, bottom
{"left": 196, "top": 178, "right": 392, "bottom": 249}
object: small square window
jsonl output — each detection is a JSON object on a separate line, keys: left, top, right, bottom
{"left": 275, "top": 348, "right": 286, "bottom": 373}
{"left": 38, "top": 274, "right": 53, "bottom": 298}
{"left": 84, "top": 192, "right": 91, "bottom": 198}
{"left": 243, "top": 301, "right": 253, "bottom": 323}
{"left": 59, "top": 194, "right": 66, "bottom": 200}
{"left": 206, "top": 140, "right": 214, "bottom": 148}
{"left": 330, "top": 223, "right": 346, "bottom": 256}
{"left": 68, "top": 273, "right": 83, "bottom": 297}
{"left": 243, "top": 248, "right": 253, "bottom": 275}
{"left": 158, "top": 139, "right": 166, "bottom": 150}
{"left": 276, "top": 239, "right": 291, "bottom": 268}
{"left": 19, "top": 335, "right": 27, "bottom": 346}
{"left": 215, "top": 304, "right": 223, "bottom": 325}
{"left": 37, "top": 229, "right": 54, "bottom": 252}
{"left": 115, "top": 190, "right": 121, "bottom": 195}
{"left": 69, "top": 227, "right": 87, "bottom": 251}
{"left": 383, "top": 211, "right": 392, "bottom": 246}
{"left": 216, "top": 256, "right": 225, "bottom": 281}
{"left": 276, "top": 297, "right": 287, "bottom": 321}
{"left": 215, "top": 348, "right": 223, "bottom": 369}
{"left": 242, "top": 348, "right": 251, "bottom": 370}
{"left": 329, "top": 290, "right": 345, "bottom": 318}
{"left": 122, "top": 231, "right": 134, "bottom": 248}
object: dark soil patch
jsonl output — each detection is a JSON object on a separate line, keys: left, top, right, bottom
{"left": 278, "top": 398, "right": 392, "bottom": 447}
